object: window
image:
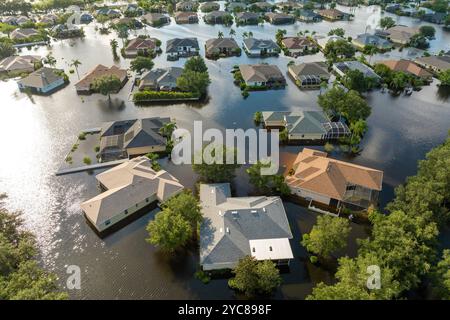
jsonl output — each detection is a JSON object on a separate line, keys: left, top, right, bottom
{"left": 252, "top": 247, "right": 255, "bottom": 253}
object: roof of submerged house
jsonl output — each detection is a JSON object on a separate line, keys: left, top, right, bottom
{"left": 199, "top": 183, "right": 293, "bottom": 267}
{"left": 379, "top": 59, "right": 433, "bottom": 78}
{"left": 81, "top": 157, "right": 184, "bottom": 226}
{"left": 239, "top": 64, "right": 284, "bottom": 82}
{"left": 286, "top": 148, "right": 383, "bottom": 201}
{"left": 17, "top": 67, "right": 64, "bottom": 88}
{"left": 243, "top": 38, "right": 279, "bottom": 51}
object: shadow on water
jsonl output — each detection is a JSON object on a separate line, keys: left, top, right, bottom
{"left": 437, "top": 85, "right": 450, "bottom": 102}
{"left": 97, "top": 98, "right": 127, "bottom": 111}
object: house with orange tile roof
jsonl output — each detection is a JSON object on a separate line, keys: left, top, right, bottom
{"left": 286, "top": 148, "right": 383, "bottom": 210}
{"left": 378, "top": 59, "right": 433, "bottom": 82}
{"left": 75, "top": 64, "right": 128, "bottom": 94}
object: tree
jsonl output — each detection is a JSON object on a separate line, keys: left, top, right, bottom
{"left": 409, "top": 34, "right": 429, "bottom": 49}
{"left": 110, "top": 39, "right": 119, "bottom": 60}
{"left": 419, "top": 25, "right": 436, "bottom": 39}
{"left": 0, "top": 200, "right": 67, "bottom": 300}
{"left": 228, "top": 256, "right": 282, "bottom": 297}
{"left": 439, "top": 69, "right": 450, "bottom": 86}
{"left": 217, "top": 31, "right": 224, "bottom": 38}
{"left": 379, "top": 17, "right": 395, "bottom": 29}
{"left": 275, "top": 29, "right": 286, "bottom": 45}
{"left": 301, "top": 215, "right": 350, "bottom": 259}
{"left": 91, "top": 75, "right": 122, "bottom": 104}
{"left": 328, "top": 28, "right": 345, "bottom": 37}
{"left": 229, "top": 28, "right": 236, "bottom": 37}
{"left": 323, "top": 39, "right": 355, "bottom": 61}
{"left": 161, "top": 190, "right": 202, "bottom": 226}
{"left": 192, "top": 145, "right": 241, "bottom": 183}
{"left": 246, "top": 161, "right": 290, "bottom": 196}
{"left": 432, "top": 249, "right": 450, "bottom": 299}
{"left": 117, "top": 25, "right": 129, "bottom": 46}
{"left": 342, "top": 69, "right": 371, "bottom": 93}
{"left": 70, "top": 59, "right": 81, "bottom": 79}
{"left": 146, "top": 208, "right": 192, "bottom": 252}
{"left": 177, "top": 69, "right": 210, "bottom": 96}
{"left": 130, "top": 56, "right": 154, "bottom": 74}
{"left": 184, "top": 56, "right": 208, "bottom": 73}
{"left": 44, "top": 53, "right": 56, "bottom": 67}
{"left": 0, "top": 41, "right": 16, "bottom": 60}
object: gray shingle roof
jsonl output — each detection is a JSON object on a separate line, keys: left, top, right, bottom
{"left": 166, "top": 37, "right": 199, "bottom": 53}
{"left": 243, "top": 38, "right": 280, "bottom": 51}
{"left": 200, "top": 183, "right": 293, "bottom": 269}
{"left": 17, "top": 67, "right": 64, "bottom": 89}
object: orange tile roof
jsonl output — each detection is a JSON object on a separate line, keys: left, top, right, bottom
{"left": 286, "top": 148, "right": 383, "bottom": 201}
{"left": 75, "top": 64, "right": 127, "bottom": 91}
{"left": 379, "top": 59, "right": 432, "bottom": 79}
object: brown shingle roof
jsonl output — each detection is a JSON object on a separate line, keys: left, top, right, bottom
{"left": 75, "top": 64, "right": 127, "bottom": 92}
{"left": 379, "top": 59, "right": 432, "bottom": 79}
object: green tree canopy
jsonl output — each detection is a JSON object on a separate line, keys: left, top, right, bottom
{"left": 228, "top": 256, "right": 282, "bottom": 297}
{"left": 192, "top": 145, "right": 241, "bottom": 183}
{"left": 379, "top": 17, "right": 395, "bottom": 29}
{"left": 91, "top": 74, "right": 122, "bottom": 102}
{"left": 130, "top": 56, "right": 154, "bottom": 74}
{"left": 301, "top": 215, "right": 350, "bottom": 258}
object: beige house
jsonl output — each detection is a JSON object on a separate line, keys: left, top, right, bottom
{"left": 383, "top": 25, "right": 419, "bottom": 45}
{"left": 286, "top": 148, "right": 383, "bottom": 210}
{"left": 81, "top": 157, "right": 184, "bottom": 235}
{"left": 75, "top": 64, "right": 128, "bottom": 94}
{"left": 414, "top": 55, "right": 450, "bottom": 73}
{"left": 0, "top": 55, "right": 41, "bottom": 74}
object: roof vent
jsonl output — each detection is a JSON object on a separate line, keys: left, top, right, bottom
{"left": 251, "top": 210, "right": 257, "bottom": 213}
{"left": 211, "top": 189, "right": 215, "bottom": 194}
{"left": 252, "top": 247, "right": 255, "bottom": 253}
{"left": 226, "top": 227, "right": 230, "bottom": 233}
{"left": 218, "top": 210, "right": 222, "bottom": 216}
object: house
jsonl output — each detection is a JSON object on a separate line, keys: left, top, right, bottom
{"left": 17, "top": 67, "right": 66, "bottom": 94}
{"left": 422, "top": 12, "right": 447, "bottom": 24}
{"left": 239, "top": 64, "right": 286, "bottom": 87}
{"left": 352, "top": 33, "right": 393, "bottom": 51}
{"left": 166, "top": 38, "right": 200, "bottom": 60}
{"left": 0, "top": 55, "right": 41, "bottom": 74}
{"left": 205, "top": 38, "right": 241, "bottom": 59}
{"left": 75, "top": 64, "right": 128, "bottom": 94}
{"left": 317, "top": 35, "right": 346, "bottom": 50}
{"left": 288, "top": 62, "right": 330, "bottom": 88}
{"left": 276, "top": 1, "right": 302, "bottom": 12}
{"left": 141, "top": 13, "right": 170, "bottom": 27}
{"left": 199, "top": 183, "right": 293, "bottom": 271}
{"left": 250, "top": 2, "right": 274, "bottom": 12}
{"left": 124, "top": 37, "right": 160, "bottom": 57}
{"left": 414, "top": 55, "right": 450, "bottom": 73}
{"left": 2, "top": 16, "right": 19, "bottom": 25}
{"left": 123, "top": 3, "right": 144, "bottom": 16}
{"left": 204, "top": 11, "right": 233, "bottom": 24}
{"left": 227, "top": 2, "right": 248, "bottom": 12}
{"left": 80, "top": 13, "right": 94, "bottom": 23}
{"left": 381, "top": 25, "right": 420, "bottom": 45}
{"left": 297, "top": 9, "right": 321, "bottom": 22}
{"left": 39, "top": 14, "right": 57, "bottom": 25}
{"left": 265, "top": 12, "right": 295, "bottom": 25}
{"left": 235, "top": 12, "right": 260, "bottom": 25}
{"left": 200, "top": 2, "right": 220, "bottom": 12}
{"left": 138, "top": 67, "right": 183, "bottom": 91}
{"left": 286, "top": 148, "right": 383, "bottom": 210}
{"left": 99, "top": 117, "right": 170, "bottom": 161}
{"left": 10, "top": 28, "right": 39, "bottom": 40}
{"left": 316, "top": 8, "right": 347, "bottom": 21}
{"left": 16, "top": 16, "right": 32, "bottom": 25}
{"left": 174, "top": 11, "right": 199, "bottom": 24}
{"left": 333, "top": 61, "right": 381, "bottom": 82}
{"left": 281, "top": 37, "right": 317, "bottom": 57}
{"left": 262, "top": 110, "right": 350, "bottom": 141}
{"left": 243, "top": 38, "right": 280, "bottom": 57}
{"left": 176, "top": 1, "right": 199, "bottom": 12}
{"left": 95, "top": 8, "right": 121, "bottom": 18}
{"left": 81, "top": 157, "right": 184, "bottom": 235}
{"left": 378, "top": 59, "right": 433, "bottom": 82}
{"left": 385, "top": 3, "right": 400, "bottom": 13}
{"left": 51, "top": 24, "right": 83, "bottom": 39}
{"left": 111, "top": 17, "right": 144, "bottom": 29}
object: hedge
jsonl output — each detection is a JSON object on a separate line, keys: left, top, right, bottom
{"left": 133, "top": 90, "right": 200, "bottom": 101}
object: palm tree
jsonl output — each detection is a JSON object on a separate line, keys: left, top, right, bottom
{"left": 45, "top": 53, "right": 57, "bottom": 67}
{"left": 248, "top": 31, "right": 253, "bottom": 38}
{"left": 110, "top": 39, "right": 119, "bottom": 60}
{"left": 117, "top": 26, "right": 129, "bottom": 46}
{"left": 229, "top": 28, "right": 236, "bottom": 37}
{"left": 217, "top": 31, "right": 224, "bottom": 38}
{"left": 70, "top": 59, "right": 82, "bottom": 79}
{"left": 242, "top": 31, "right": 248, "bottom": 38}
{"left": 319, "top": 81, "right": 328, "bottom": 95}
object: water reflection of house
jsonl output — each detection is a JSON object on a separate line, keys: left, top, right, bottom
{"left": 99, "top": 117, "right": 169, "bottom": 161}
{"left": 199, "top": 183, "right": 294, "bottom": 271}
{"left": 286, "top": 148, "right": 383, "bottom": 211}
{"left": 262, "top": 110, "right": 350, "bottom": 142}
{"left": 81, "top": 157, "right": 184, "bottom": 235}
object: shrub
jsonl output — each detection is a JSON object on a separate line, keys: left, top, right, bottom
{"left": 78, "top": 132, "right": 86, "bottom": 140}
{"left": 83, "top": 157, "right": 91, "bottom": 165}
{"left": 94, "top": 146, "right": 100, "bottom": 152}
{"left": 310, "top": 255, "right": 318, "bottom": 264}
{"left": 133, "top": 91, "right": 199, "bottom": 102}
{"left": 194, "top": 269, "right": 211, "bottom": 284}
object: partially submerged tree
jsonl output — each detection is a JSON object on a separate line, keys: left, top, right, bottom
{"left": 91, "top": 74, "right": 122, "bottom": 104}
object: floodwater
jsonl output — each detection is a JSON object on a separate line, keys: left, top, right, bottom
{"left": 0, "top": 3, "right": 449, "bottom": 299}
